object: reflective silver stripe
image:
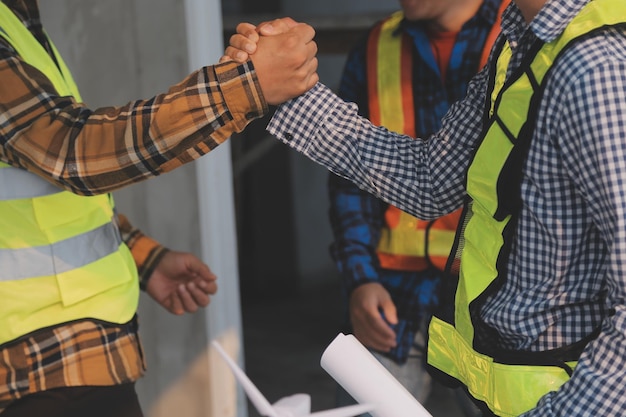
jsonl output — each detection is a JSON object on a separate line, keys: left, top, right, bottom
{"left": 0, "top": 221, "right": 122, "bottom": 281}
{"left": 0, "top": 166, "right": 63, "bottom": 200}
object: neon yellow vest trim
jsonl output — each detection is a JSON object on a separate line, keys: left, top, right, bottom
{"left": 370, "top": 12, "right": 411, "bottom": 135}
{"left": 427, "top": 1, "right": 626, "bottom": 415}
{"left": 0, "top": 3, "right": 138, "bottom": 345}
{"left": 369, "top": 12, "right": 458, "bottom": 271}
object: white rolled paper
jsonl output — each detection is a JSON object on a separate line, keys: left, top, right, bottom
{"left": 320, "top": 333, "right": 433, "bottom": 417}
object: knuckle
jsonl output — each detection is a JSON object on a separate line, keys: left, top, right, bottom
{"left": 284, "top": 33, "right": 299, "bottom": 50}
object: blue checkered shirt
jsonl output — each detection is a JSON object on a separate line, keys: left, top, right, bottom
{"left": 268, "top": 0, "right": 626, "bottom": 415}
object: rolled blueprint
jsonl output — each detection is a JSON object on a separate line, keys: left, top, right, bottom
{"left": 321, "top": 333, "right": 433, "bottom": 417}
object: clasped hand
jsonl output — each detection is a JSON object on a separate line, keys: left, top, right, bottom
{"left": 221, "top": 18, "right": 319, "bottom": 105}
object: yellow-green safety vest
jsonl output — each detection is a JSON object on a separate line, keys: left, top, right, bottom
{"left": 427, "top": 0, "right": 626, "bottom": 415}
{"left": 0, "top": 3, "right": 139, "bottom": 346}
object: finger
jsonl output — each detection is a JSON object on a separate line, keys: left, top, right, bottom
{"left": 306, "top": 38, "right": 318, "bottom": 60}
{"left": 219, "top": 55, "right": 232, "bottom": 63}
{"left": 292, "top": 39, "right": 318, "bottom": 71}
{"left": 351, "top": 310, "right": 395, "bottom": 351}
{"left": 230, "top": 32, "right": 258, "bottom": 53}
{"left": 186, "top": 257, "right": 217, "bottom": 282}
{"left": 291, "top": 23, "right": 316, "bottom": 44}
{"left": 170, "top": 292, "right": 184, "bottom": 315}
{"left": 380, "top": 298, "right": 398, "bottom": 325}
{"left": 235, "top": 22, "right": 259, "bottom": 42}
{"left": 307, "top": 70, "right": 320, "bottom": 91}
{"left": 226, "top": 32, "right": 257, "bottom": 61}
{"left": 223, "top": 46, "right": 249, "bottom": 63}
{"left": 195, "top": 277, "right": 218, "bottom": 295}
{"left": 289, "top": 43, "right": 318, "bottom": 95}
{"left": 363, "top": 332, "right": 396, "bottom": 352}
{"left": 366, "top": 312, "right": 397, "bottom": 340}
{"left": 257, "top": 17, "right": 299, "bottom": 35}
{"left": 361, "top": 310, "right": 396, "bottom": 350}
{"left": 354, "top": 318, "right": 395, "bottom": 352}
{"left": 177, "top": 283, "right": 199, "bottom": 313}
{"left": 301, "top": 57, "right": 319, "bottom": 92}
{"left": 186, "top": 281, "right": 211, "bottom": 308}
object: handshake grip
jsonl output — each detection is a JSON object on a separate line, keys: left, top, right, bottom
{"left": 225, "top": 18, "right": 319, "bottom": 105}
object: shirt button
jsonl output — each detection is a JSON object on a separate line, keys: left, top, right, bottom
{"left": 284, "top": 132, "right": 294, "bottom": 141}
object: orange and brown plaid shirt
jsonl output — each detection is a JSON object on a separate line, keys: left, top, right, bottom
{"left": 0, "top": 0, "right": 267, "bottom": 412}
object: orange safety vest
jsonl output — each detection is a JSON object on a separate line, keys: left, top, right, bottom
{"left": 367, "top": 5, "right": 505, "bottom": 272}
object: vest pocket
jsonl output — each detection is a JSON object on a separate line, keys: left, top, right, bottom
{"left": 32, "top": 192, "right": 113, "bottom": 243}
{"left": 56, "top": 248, "right": 137, "bottom": 307}
{"left": 0, "top": 247, "right": 138, "bottom": 345}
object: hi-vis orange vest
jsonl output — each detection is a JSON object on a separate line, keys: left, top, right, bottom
{"left": 368, "top": 5, "right": 505, "bottom": 272}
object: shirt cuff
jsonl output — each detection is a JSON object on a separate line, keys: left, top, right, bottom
{"left": 267, "top": 82, "right": 340, "bottom": 153}
{"left": 214, "top": 60, "right": 268, "bottom": 136}
{"left": 117, "top": 213, "right": 169, "bottom": 290}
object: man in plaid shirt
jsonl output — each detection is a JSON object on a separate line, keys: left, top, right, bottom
{"left": 0, "top": 1, "right": 317, "bottom": 416}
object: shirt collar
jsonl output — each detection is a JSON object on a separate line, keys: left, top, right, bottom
{"left": 530, "top": 0, "right": 590, "bottom": 42}
{"left": 502, "top": 0, "right": 590, "bottom": 45}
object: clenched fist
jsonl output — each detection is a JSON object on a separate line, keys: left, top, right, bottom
{"left": 222, "top": 18, "right": 319, "bottom": 105}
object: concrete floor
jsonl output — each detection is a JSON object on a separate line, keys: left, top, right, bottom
{"left": 241, "top": 283, "right": 468, "bottom": 417}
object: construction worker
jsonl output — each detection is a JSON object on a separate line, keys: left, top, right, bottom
{"left": 327, "top": 0, "right": 506, "bottom": 415}
{"left": 228, "top": 0, "right": 626, "bottom": 415}
{"left": 0, "top": 1, "right": 317, "bottom": 415}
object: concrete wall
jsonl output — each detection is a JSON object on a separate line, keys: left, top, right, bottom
{"left": 38, "top": 1, "right": 244, "bottom": 416}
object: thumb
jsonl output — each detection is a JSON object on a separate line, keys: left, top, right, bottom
{"left": 380, "top": 298, "right": 398, "bottom": 325}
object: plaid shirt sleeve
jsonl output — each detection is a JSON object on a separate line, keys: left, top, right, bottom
{"left": 116, "top": 213, "right": 168, "bottom": 290}
{"left": 328, "top": 173, "right": 387, "bottom": 290}
{"left": 0, "top": 39, "right": 268, "bottom": 195}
